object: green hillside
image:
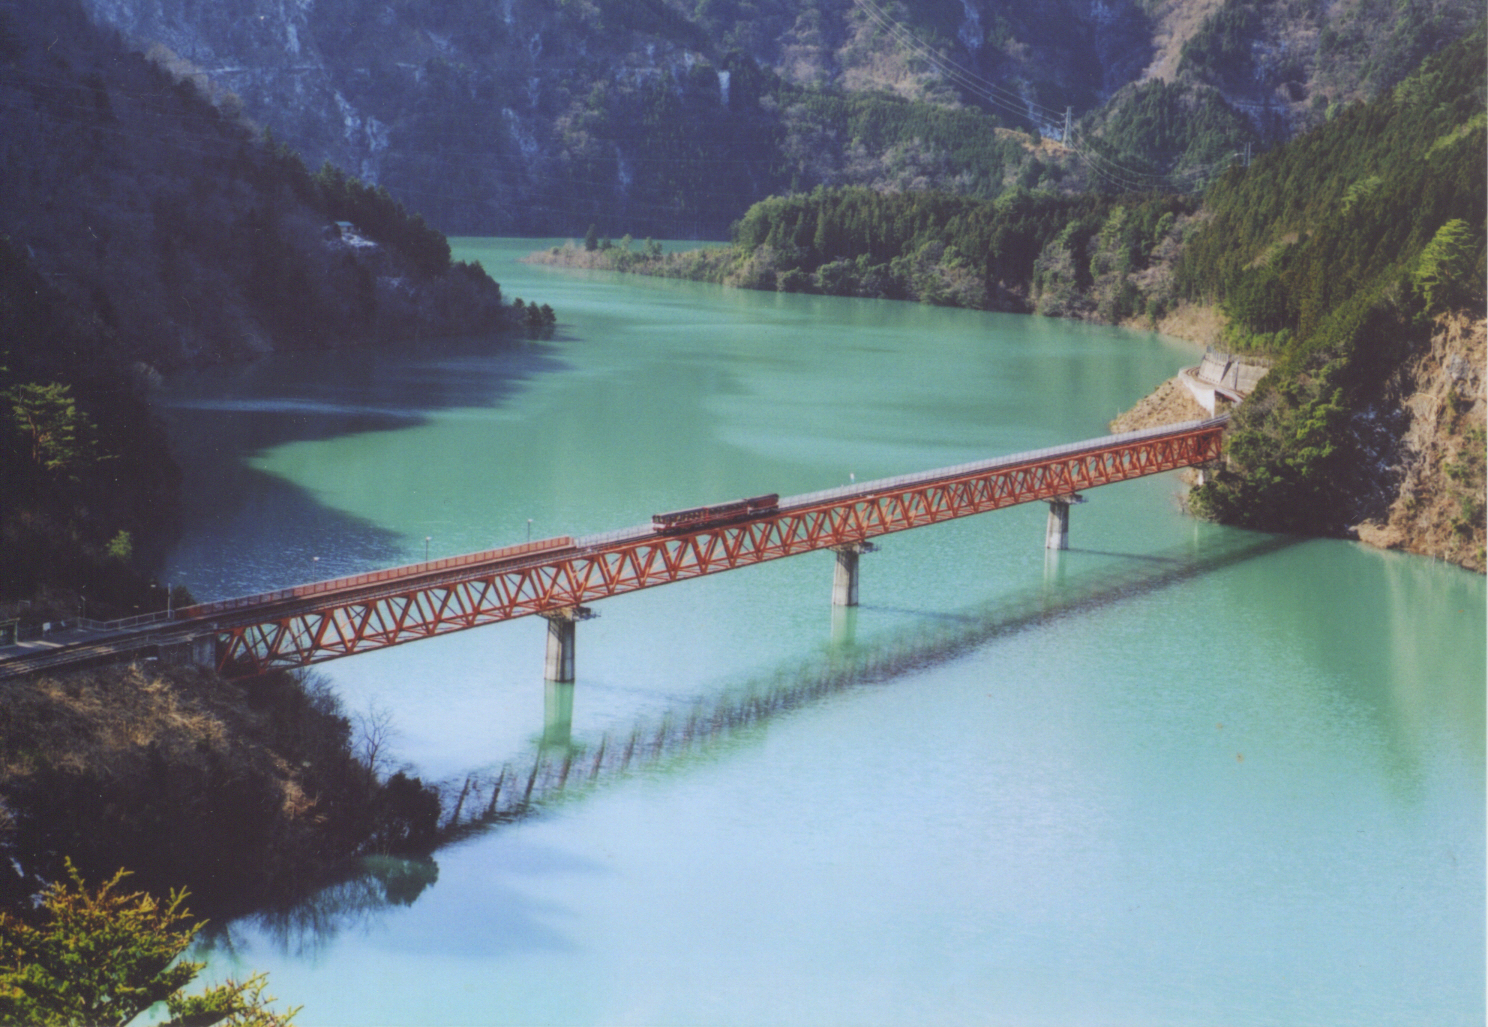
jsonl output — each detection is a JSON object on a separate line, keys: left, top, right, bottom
{"left": 540, "top": 25, "right": 1485, "bottom": 541}
{"left": 1182, "top": 25, "right": 1486, "bottom": 532}
{"left": 0, "top": 0, "right": 537, "bottom": 619}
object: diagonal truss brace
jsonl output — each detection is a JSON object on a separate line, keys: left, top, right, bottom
{"left": 213, "top": 421, "right": 1224, "bottom": 676}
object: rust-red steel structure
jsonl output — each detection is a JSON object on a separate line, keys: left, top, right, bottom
{"left": 180, "top": 416, "right": 1225, "bottom": 677}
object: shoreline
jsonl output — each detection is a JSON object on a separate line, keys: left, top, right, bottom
{"left": 527, "top": 240, "right": 1484, "bottom": 575}
{"left": 0, "top": 662, "right": 443, "bottom": 918}
{"left": 524, "top": 240, "right": 1226, "bottom": 348}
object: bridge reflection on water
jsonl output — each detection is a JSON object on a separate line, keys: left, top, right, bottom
{"left": 0, "top": 417, "right": 1226, "bottom": 683}
{"left": 222, "top": 530, "right": 1296, "bottom": 955}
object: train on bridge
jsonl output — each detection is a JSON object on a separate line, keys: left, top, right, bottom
{"left": 651, "top": 493, "right": 780, "bottom": 534}
{"left": 0, "top": 417, "right": 1229, "bottom": 681}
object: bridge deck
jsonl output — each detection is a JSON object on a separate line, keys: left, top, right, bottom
{"left": 0, "top": 417, "right": 1227, "bottom": 679}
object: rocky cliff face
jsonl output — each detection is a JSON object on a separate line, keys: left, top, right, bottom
{"left": 1356, "top": 314, "right": 1487, "bottom": 572}
{"left": 71, "top": 0, "right": 1474, "bottom": 238}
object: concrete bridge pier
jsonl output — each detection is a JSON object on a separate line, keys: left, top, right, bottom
{"left": 831, "top": 542, "right": 878, "bottom": 607}
{"left": 1045, "top": 494, "right": 1086, "bottom": 550}
{"left": 1043, "top": 547, "right": 1067, "bottom": 590}
{"left": 543, "top": 680, "right": 575, "bottom": 749}
{"left": 540, "top": 606, "right": 596, "bottom": 683}
{"left": 830, "top": 604, "right": 859, "bottom": 649}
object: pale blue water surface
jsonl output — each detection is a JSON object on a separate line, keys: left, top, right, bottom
{"left": 156, "top": 239, "right": 1485, "bottom": 1026}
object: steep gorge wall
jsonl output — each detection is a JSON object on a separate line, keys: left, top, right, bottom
{"left": 66, "top": 0, "right": 1165, "bottom": 236}
{"left": 1356, "top": 314, "right": 1486, "bottom": 571}
{"left": 72, "top": 0, "right": 1479, "bottom": 239}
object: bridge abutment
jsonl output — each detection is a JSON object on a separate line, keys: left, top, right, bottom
{"left": 541, "top": 606, "right": 595, "bottom": 683}
{"left": 158, "top": 633, "right": 219, "bottom": 668}
{"left": 831, "top": 542, "right": 878, "bottom": 607}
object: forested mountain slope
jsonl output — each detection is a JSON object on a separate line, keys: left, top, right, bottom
{"left": 72, "top": 0, "right": 1482, "bottom": 237}
{"left": 1180, "top": 24, "right": 1485, "bottom": 558}
{"left": 534, "top": 27, "right": 1486, "bottom": 565}
{"left": 0, "top": 0, "right": 538, "bottom": 617}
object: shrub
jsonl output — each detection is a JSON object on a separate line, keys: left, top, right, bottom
{"left": 0, "top": 860, "right": 297, "bottom": 1026}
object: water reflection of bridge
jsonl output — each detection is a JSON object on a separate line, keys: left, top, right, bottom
{"left": 0, "top": 417, "right": 1226, "bottom": 682}
{"left": 234, "top": 529, "right": 1294, "bottom": 956}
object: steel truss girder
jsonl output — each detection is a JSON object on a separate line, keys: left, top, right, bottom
{"left": 216, "top": 423, "right": 1223, "bottom": 676}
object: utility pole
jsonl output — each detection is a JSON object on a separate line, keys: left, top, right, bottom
{"left": 1064, "top": 106, "right": 1073, "bottom": 144}
{"left": 1244, "top": 141, "right": 1252, "bottom": 167}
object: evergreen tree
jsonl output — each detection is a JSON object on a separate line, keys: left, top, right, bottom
{"left": 5, "top": 382, "right": 102, "bottom": 479}
{"left": 1413, "top": 218, "right": 1476, "bottom": 314}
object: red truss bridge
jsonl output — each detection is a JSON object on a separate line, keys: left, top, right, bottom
{"left": 0, "top": 417, "right": 1226, "bottom": 681}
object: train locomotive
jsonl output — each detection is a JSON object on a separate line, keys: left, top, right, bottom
{"left": 651, "top": 493, "right": 780, "bottom": 534}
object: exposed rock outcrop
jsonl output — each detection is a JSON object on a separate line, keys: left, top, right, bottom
{"left": 66, "top": 0, "right": 1476, "bottom": 238}
{"left": 1354, "top": 314, "right": 1486, "bottom": 571}
{"left": 1111, "top": 313, "right": 1486, "bottom": 573}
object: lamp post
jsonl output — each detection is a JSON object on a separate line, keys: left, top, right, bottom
{"left": 311, "top": 555, "right": 319, "bottom": 580}
{"left": 527, "top": 519, "right": 533, "bottom": 543}
{"left": 425, "top": 536, "right": 431, "bottom": 562}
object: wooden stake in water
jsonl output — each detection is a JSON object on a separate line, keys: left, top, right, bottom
{"left": 448, "top": 776, "right": 472, "bottom": 827}
{"left": 485, "top": 767, "right": 506, "bottom": 817}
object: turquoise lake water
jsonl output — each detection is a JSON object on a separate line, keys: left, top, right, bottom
{"left": 155, "top": 239, "right": 1485, "bottom": 1026}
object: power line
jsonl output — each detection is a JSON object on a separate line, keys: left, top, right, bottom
{"left": 851, "top": 0, "right": 1066, "bottom": 120}
{"left": 0, "top": 22, "right": 1253, "bottom": 236}
{"left": 847, "top": 0, "right": 1249, "bottom": 194}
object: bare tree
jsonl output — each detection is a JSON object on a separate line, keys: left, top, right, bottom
{"left": 353, "top": 700, "right": 399, "bottom": 782}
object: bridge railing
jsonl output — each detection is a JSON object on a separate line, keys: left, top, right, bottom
{"left": 80, "top": 419, "right": 1234, "bottom": 633}
{"left": 781, "top": 416, "right": 1228, "bottom": 512}
{"left": 575, "top": 523, "right": 658, "bottom": 550}
{"left": 77, "top": 610, "right": 177, "bottom": 633}
{"left": 176, "top": 535, "right": 577, "bottom": 620}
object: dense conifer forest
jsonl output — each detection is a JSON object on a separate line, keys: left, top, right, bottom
{"left": 0, "top": 0, "right": 545, "bottom": 620}
{"left": 533, "top": 25, "right": 1486, "bottom": 545}
{"left": 1181, "top": 27, "right": 1485, "bottom": 533}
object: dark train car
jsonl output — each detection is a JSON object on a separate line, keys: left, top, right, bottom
{"left": 652, "top": 493, "right": 779, "bottom": 533}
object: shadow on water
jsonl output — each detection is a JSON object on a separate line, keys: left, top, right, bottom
{"left": 156, "top": 338, "right": 571, "bottom": 592}
{"left": 854, "top": 605, "right": 982, "bottom": 624}
{"left": 199, "top": 854, "right": 442, "bottom": 958}
{"left": 213, "top": 530, "right": 1302, "bottom": 955}
{"left": 161, "top": 338, "right": 570, "bottom": 453}
{"left": 1061, "top": 547, "right": 1188, "bottom": 564}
